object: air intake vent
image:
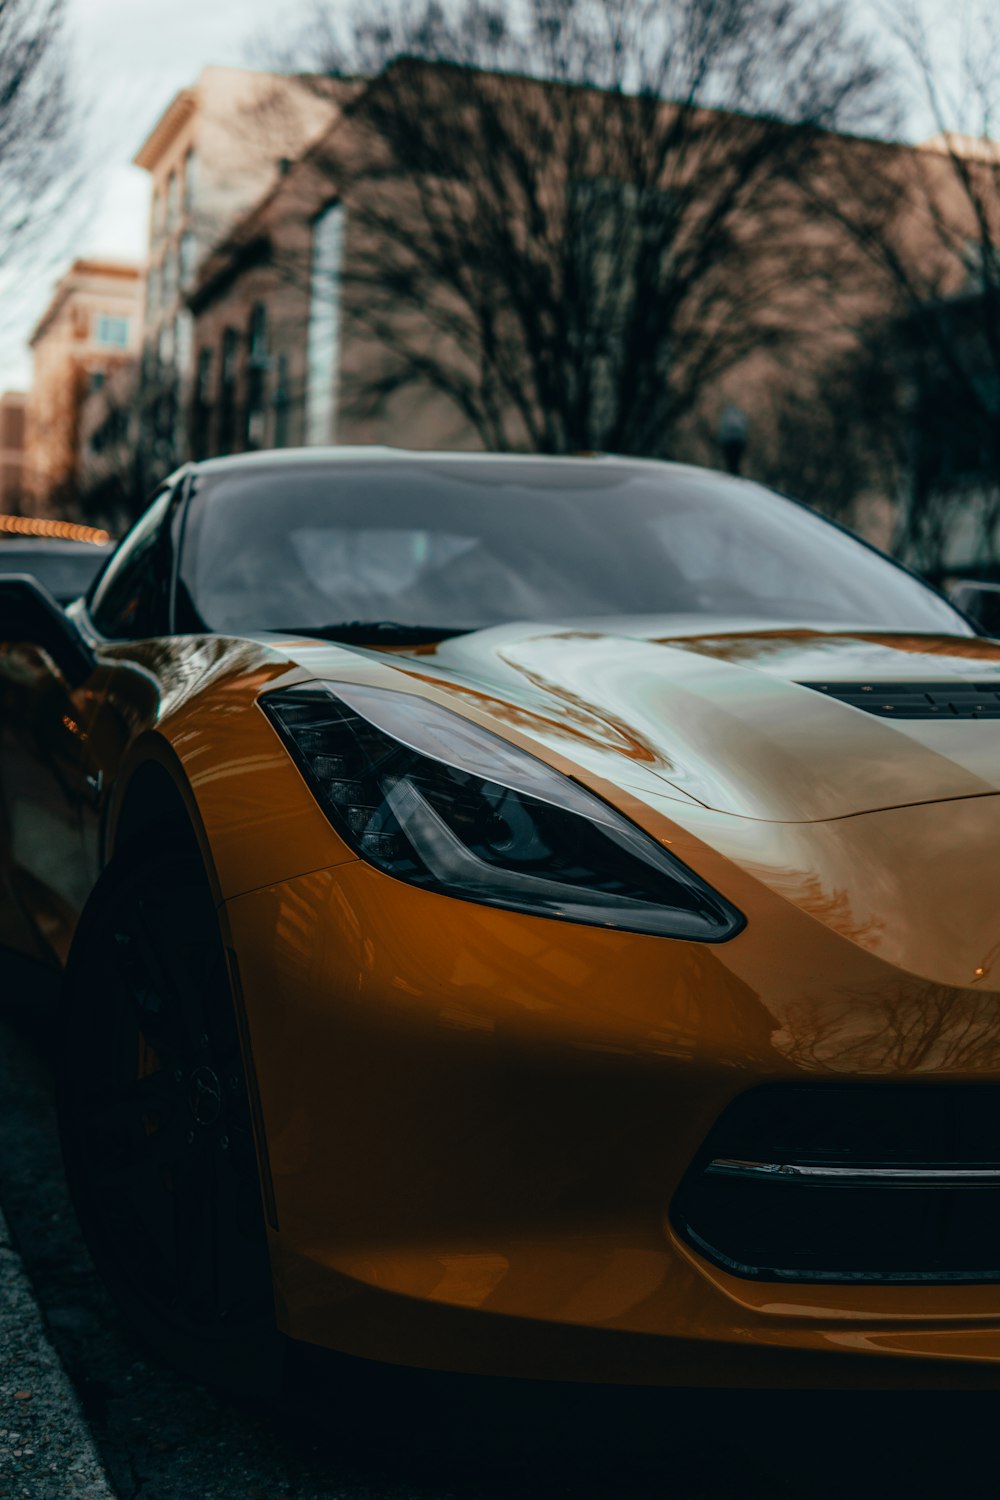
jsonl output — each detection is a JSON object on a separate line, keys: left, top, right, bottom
{"left": 672, "top": 1085, "right": 1000, "bottom": 1284}
{"left": 799, "top": 681, "right": 1000, "bottom": 719}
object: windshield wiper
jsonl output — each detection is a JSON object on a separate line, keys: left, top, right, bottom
{"left": 276, "top": 621, "right": 475, "bottom": 645}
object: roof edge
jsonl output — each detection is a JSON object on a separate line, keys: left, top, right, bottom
{"left": 134, "top": 88, "right": 197, "bottom": 170}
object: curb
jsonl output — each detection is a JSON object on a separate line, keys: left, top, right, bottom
{"left": 0, "top": 1206, "right": 116, "bottom": 1500}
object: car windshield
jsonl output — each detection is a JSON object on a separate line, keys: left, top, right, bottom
{"left": 179, "top": 458, "right": 967, "bottom": 637}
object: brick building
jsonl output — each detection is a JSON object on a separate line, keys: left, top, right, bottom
{"left": 186, "top": 141, "right": 481, "bottom": 458}
{"left": 131, "top": 65, "right": 341, "bottom": 480}
{"left": 182, "top": 65, "right": 925, "bottom": 484}
{"left": 25, "top": 260, "right": 143, "bottom": 515}
{"left": 74, "top": 61, "right": 999, "bottom": 556}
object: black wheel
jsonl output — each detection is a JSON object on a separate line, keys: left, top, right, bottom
{"left": 57, "top": 842, "right": 282, "bottom": 1397}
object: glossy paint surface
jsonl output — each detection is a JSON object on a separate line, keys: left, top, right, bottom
{"left": 10, "top": 605, "right": 1000, "bottom": 1383}
{"left": 396, "top": 624, "right": 1000, "bottom": 820}
{"left": 223, "top": 789, "right": 1000, "bottom": 1382}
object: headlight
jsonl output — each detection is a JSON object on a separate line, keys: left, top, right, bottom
{"left": 262, "top": 682, "right": 745, "bottom": 941}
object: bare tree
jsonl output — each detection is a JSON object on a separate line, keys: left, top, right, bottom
{"left": 796, "top": 0, "right": 1000, "bottom": 580}
{"left": 260, "top": 0, "right": 895, "bottom": 459}
{"left": 0, "top": 0, "right": 77, "bottom": 298}
{"left": 749, "top": 334, "right": 909, "bottom": 528}
{"left": 892, "top": 2, "right": 1000, "bottom": 579}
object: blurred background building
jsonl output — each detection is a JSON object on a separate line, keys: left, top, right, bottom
{"left": 12, "top": 54, "right": 1000, "bottom": 587}
{"left": 0, "top": 393, "right": 26, "bottom": 514}
{"left": 24, "top": 259, "right": 142, "bottom": 516}
{"left": 131, "top": 64, "right": 339, "bottom": 490}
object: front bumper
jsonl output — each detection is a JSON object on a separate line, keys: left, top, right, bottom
{"left": 222, "top": 795, "right": 1000, "bottom": 1387}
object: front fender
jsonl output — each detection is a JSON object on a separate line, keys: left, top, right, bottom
{"left": 105, "top": 666, "right": 356, "bottom": 905}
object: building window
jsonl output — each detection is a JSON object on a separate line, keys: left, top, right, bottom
{"left": 244, "top": 304, "right": 269, "bottom": 450}
{"left": 162, "top": 242, "right": 178, "bottom": 305}
{"left": 175, "top": 310, "right": 192, "bottom": 376}
{"left": 196, "top": 345, "right": 214, "bottom": 402}
{"left": 192, "top": 346, "right": 213, "bottom": 459}
{"left": 222, "top": 326, "right": 239, "bottom": 381}
{"left": 305, "top": 201, "right": 345, "bottom": 446}
{"left": 166, "top": 170, "right": 178, "bottom": 231}
{"left": 147, "top": 261, "right": 160, "bottom": 316}
{"left": 249, "top": 303, "right": 268, "bottom": 364}
{"left": 218, "top": 327, "right": 239, "bottom": 453}
{"left": 179, "top": 230, "right": 197, "bottom": 290}
{"left": 95, "top": 315, "right": 131, "bottom": 349}
{"left": 158, "top": 319, "right": 175, "bottom": 367}
{"left": 273, "top": 353, "right": 290, "bottom": 448}
{"left": 183, "top": 149, "right": 196, "bottom": 216}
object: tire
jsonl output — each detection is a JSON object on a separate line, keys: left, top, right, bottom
{"left": 56, "top": 842, "right": 283, "bottom": 1399}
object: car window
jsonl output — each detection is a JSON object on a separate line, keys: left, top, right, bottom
{"left": 88, "top": 487, "right": 176, "bottom": 639}
{"left": 652, "top": 509, "right": 874, "bottom": 620}
{"left": 291, "top": 527, "right": 478, "bottom": 601}
{"left": 178, "top": 460, "right": 967, "bottom": 637}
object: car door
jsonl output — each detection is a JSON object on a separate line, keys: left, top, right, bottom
{"left": 74, "top": 483, "right": 186, "bottom": 893}
{"left": 0, "top": 484, "right": 180, "bottom": 966}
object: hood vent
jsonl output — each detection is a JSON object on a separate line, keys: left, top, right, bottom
{"left": 799, "top": 681, "right": 1000, "bottom": 719}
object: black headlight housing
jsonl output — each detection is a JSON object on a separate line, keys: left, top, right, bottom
{"left": 262, "top": 681, "right": 745, "bottom": 942}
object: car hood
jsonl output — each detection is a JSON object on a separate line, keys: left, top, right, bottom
{"left": 269, "top": 620, "right": 1000, "bottom": 824}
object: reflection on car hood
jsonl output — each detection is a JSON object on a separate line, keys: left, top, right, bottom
{"left": 269, "top": 621, "right": 1000, "bottom": 823}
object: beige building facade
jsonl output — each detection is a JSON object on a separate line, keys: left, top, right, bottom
{"left": 132, "top": 64, "right": 341, "bottom": 477}
{"left": 185, "top": 81, "right": 509, "bottom": 462}
{"left": 26, "top": 260, "right": 143, "bottom": 514}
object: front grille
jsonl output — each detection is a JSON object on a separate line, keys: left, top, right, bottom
{"left": 671, "top": 1086, "right": 1000, "bottom": 1283}
{"left": 798, "top": 681, "right": 1000, "bottom": 718}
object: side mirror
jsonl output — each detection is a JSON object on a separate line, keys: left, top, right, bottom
{"left": 0, "top": 574, "right": 97, "bottom": 688}
{"left": 948, "top": 581, "right": 1000, "bottom": 637}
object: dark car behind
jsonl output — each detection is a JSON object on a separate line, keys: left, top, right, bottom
{"left": 0, "top": 539, "right": 112, "bottom": 606}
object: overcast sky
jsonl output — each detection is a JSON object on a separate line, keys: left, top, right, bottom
{"left": 1, "top": 0, "right": 285, "bottom": 388}
{"left": 0, "top": 0, "right": 971, "bottom": 391}
{"left": 74, "top": 0, "right": 291, "bottom": 254}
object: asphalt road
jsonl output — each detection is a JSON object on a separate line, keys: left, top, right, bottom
{"left": 0, "top": 952, "right": 993, "bottom": 1499}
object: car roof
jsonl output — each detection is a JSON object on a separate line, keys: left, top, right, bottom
{"left": 191, "top": 446, "right": 716, "bottom": 484}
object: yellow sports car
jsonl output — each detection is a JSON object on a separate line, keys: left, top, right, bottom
{"left": 3, "top": 448, "right": 1000, "bottom": 1394}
